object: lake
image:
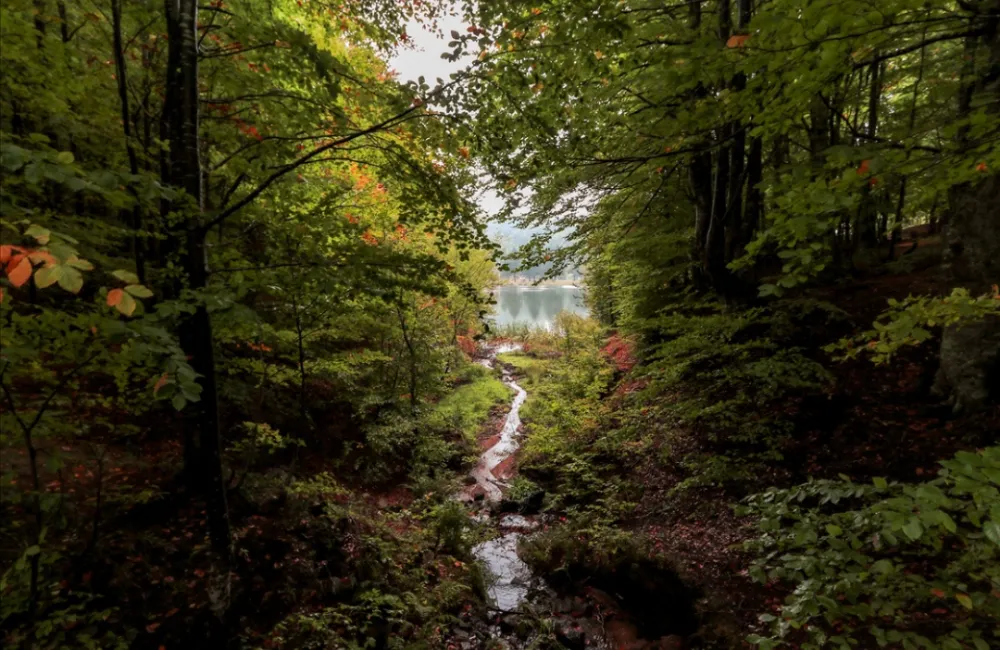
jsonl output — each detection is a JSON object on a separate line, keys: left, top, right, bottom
{"left": 489, "top": 285, "right": 589, "bottom": 330}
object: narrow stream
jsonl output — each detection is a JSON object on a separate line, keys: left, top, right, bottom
{"left": 464, "top": 343, "right": 537, "bottom": 614}
{"left": 456, "top": 343, "right": 690, "bottom": 650}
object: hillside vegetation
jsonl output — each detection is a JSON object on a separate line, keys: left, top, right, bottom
{"left": 1, "top": 1, "right": 998, "bottom": 649}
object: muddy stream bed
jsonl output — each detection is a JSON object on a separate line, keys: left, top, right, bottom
{"left": 454, "top": 343, "right": 695, "bottom": 650}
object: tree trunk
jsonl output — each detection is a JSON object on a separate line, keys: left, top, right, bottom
{"left": 164, "top": 0, "right": 231, "bottom": 553}
{"left": 854, "top": 60, "right": 883, "bottom": 253}
{"left": 111, "top": 0, "right": 145, "bottom": 282}
{"left": 936, "top": 8, "right": 1000, "bottom": 411}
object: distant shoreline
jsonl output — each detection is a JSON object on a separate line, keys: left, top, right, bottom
{"left": 495, "top": 279, "right": 583, "bottom": 288}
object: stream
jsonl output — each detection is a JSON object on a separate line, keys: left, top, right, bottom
{"left": 454, "top": 343, "right": 695, "bottom": 650}
{"left": 463, "top": 343, "right": 537, "bottom": 614}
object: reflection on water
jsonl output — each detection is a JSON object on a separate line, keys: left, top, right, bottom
{"left": 490, "top": 285, "right": 589, "bottom": 330}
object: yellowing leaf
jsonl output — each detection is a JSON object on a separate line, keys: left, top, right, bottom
{"left": 116, "top": 291, "right": 137, "bottom": 316}
{"left": 111, "top": 269, "right": 140, "bottom": 284}
{"left": 57, "top": 267, "right": 83, "bottom": 293}
{"left": 24, "top": 224, "right": 50, "bottom": 244}
{"left": 955, "top": 593, "right": 973, "bottom": 609}
{"left": 34, "top": 265, "right": 63, "bottom": 289}
{"left": 27, "top": 250, "right": 57, "bottom": 267}
{"left": 125, "top": 284, "right": 154, "bottom": 299}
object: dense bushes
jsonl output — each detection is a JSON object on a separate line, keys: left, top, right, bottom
{"left": 742, "top": 447, "right": 1000, "bottom": 650}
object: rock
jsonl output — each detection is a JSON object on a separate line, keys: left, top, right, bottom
{"left": 605, "top": 619, "right": 641, "bottom": 648}
{"left": 551, "top": 596, "right": 576, "bottom": 614}
{"left": 934, "top": 316, "right": 1000, "bottom": 411}
{"left": 521, "top": 489, "right": 545, "bottom": 514}
{"left": 554, "top": 617, "right": 587, "bottom": 649}
{"left": 583, "top": 586, "right": 620, "bottom": 612}
{"left": 650, "top": 635, "right": 684, "bottom": 650}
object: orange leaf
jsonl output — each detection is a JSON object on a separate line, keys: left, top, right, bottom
{"left": 6, "top": 256, "right": 32, "bottom": 288}
{"left": 154, "top": 373, "right": 169, "bottom": 395}
{"left": 726, "top": 34, "right": 750, "bottom": 48}
{"left": 976, "top": 161, "right": 988, "bottom": 172}
{"left": 107, "top": 288, "right": 125, "bottom": 307}
{"left": 146, "top": 622, "right": 160, "bottom": 633}
{"left": 0, "top": 245, "right": 18, "bottom": 264}
{"left": 857, "top": 159, "right": 871, "bottom": 175}
{"left": 931, "top": 588, "right": 946, "bottom": 598}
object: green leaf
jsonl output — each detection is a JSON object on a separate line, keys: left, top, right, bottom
{"left": 115, "top": 290, "right": 137, "bottom": 316}
{"left": 55, "top": 151, "right": 74, "bottom": 165}
{"left": 24, "top": 224, "right": 50, "bottom": 244}
{"left": 902, "top": 518, "right": 923, "bottom": 541}
{"left": 983, "top": 520, "right": 1000, "bottom": 547}
{"left": 124, "top": 284, "right": 154, "bottom": 298}
{"left": 56, "top": 266, "right": 83, "bottom": 294}
{"left": 111, "top": 269, "right": 140, "bottom": 284}
{"left": 955, "top": 593, "right": 972, "bottom": 610}
{"left": 34, "top": 265, "right": 63, "bottom": 289}
{"left": 825, "top": 524, "right": 843, "bottom": 537}
{"left": 871, "top": 559, "right": 893, "bottom": 574}
{"left": 872, "top": 476, "right": 887, "bottom": 489}
{"left": 65, "top": 257, "right": 94, "bottom": 271}
{"left": 25, "top": 545, "right": 40, "bottom": 557}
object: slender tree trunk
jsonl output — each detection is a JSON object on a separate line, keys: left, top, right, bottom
{"left": 396, "top": 296, "right": 418, "bottom": 414}
{"left": 855, "top": 60, "right": 883, "bottom": 252}
{"left": 164, "top": 0, "right": 231, "bottom": 553}
{"left": 686, "top": 1, "right": 714, "bottom": 289}
{"left": 111, "top": 0, "right": 146, "bottom": 282}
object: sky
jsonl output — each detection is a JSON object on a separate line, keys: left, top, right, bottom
{"left": 386, "top": 13, "right": 534, "bottom": 250}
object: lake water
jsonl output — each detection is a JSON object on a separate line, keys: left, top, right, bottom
{"left": 489, "top": 285, "right": 589, "bottom": 330}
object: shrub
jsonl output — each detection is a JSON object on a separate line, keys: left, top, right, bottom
{"left": 741, "top": 447, "right": 1000, "bottom": 650}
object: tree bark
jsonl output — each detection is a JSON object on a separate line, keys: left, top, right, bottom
{"left": 937, "top": 5, "right": 1000, "bottom": 411}
{"left": 164, "top": 0, "right": 231, "bottom": 553}
{"left": 111, "top": 0, "right": 146, "bottom": 282}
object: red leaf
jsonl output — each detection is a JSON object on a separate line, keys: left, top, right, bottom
{"left": 107, "top": 288, "right": 124, "bottom": 307}
{"left": 857, "top": 159, "right": 871, "bottom": 175}
{"left": 726, "top": 34, "right": 750, "bottom": 48}
{"left": 0, "top": 244, "right": 19, "bottom": 264}
{"left": 6, "top": 255, "right": 32, "bottom": 288}
{"left": 146, "top": 622, "right": 160, "bottom": 633}
{"left": 976, "top": 161, "right": 988, "bottom": 172}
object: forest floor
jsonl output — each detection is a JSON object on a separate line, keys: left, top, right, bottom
{"left": 3, "top": 243, "right": 996, "bottom": 650}
{"left": 477, "top": 249, "right": 999, "bottom": 649}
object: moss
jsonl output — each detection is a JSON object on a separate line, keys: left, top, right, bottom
{"left": 424, "top": 363, "right": 511, "bottom": 442}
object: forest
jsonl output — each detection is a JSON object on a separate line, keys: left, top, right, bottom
{"left": 0, "top": 0, "right": 997, "bottom": 649}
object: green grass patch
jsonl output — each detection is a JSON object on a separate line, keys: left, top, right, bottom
{"left": 424, "top": 363, "right": 511, "bottom": 442}
{"left": 497, "top": 351, "right": 550, "bottom": 387}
